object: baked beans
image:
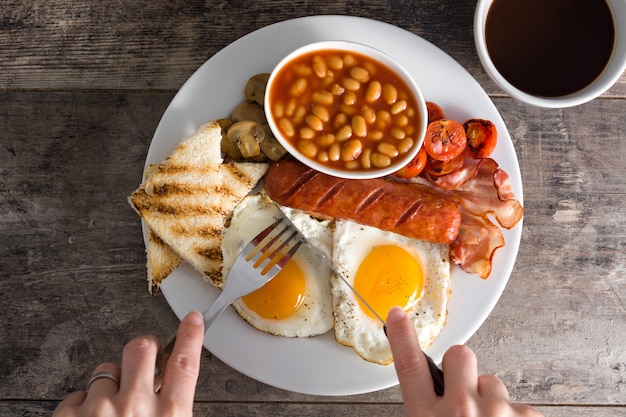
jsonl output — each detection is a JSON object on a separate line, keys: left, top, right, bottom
{"left": 268, "top": 48, "right": 422, "bottom": 172}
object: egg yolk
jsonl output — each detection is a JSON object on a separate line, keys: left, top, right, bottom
{"left": 241, "top": 258, "right": 306, "bottom": 320}
{"left": 354, "top": 245, "right": 423, "bottom": 320}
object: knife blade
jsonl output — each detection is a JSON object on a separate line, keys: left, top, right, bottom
{"left": 273, "top": 203, "right": 385, "bottom": 324}
{"left": 273, "top": 203, "right": 445, "bottom": 395}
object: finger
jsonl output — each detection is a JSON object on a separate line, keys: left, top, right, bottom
{"left": 477, "top": 374, "right": 510, "bottom": 400}
{"left": 120, "top": 335, "right": 159, "bottom": 394}
{"left": 441, "top": 345, "right": 478, "bottom": 397}
{"left": 85, "top": 363, "right": 121, "bottom": 397}
{"left": 159, "top": 311, "right": 204, "bottom": 406}
{"left": 52, "top": 390, "right": 87, "bottom": 416}
{"left": 385, "top": 306, "right": 436, "bottom": 408}
{"left": 511, "top": 402, "right": 545, "bottom": 416}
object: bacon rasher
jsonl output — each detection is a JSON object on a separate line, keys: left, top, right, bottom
{"left": 395, "top": 157, "right": 523, "bottom": 278}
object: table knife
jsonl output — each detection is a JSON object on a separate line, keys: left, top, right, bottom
{"left": 274, "top": 204, "right": 445, "bottom": 396}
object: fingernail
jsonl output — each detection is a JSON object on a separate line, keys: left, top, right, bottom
{"left": 184, "top": 310, "right": 203, "bottom": 326}
{"left": 386, "top": 306, "right": 407, "bottom": 324}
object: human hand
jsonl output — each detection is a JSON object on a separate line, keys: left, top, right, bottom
{"left": 53, "top": 311, "right": 205, "bottom": 417}
{"left": 385, "top": 306, "right": 543, "bottom": 417}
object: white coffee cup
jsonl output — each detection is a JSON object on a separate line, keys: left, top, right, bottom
{"left": 474, "top": 0, "right": 626, "bottom": 108}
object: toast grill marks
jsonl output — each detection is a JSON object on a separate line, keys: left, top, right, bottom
{"left": 143, "top": 164, "right": 184, "bottom": 295}
{"left": 129, "top": 187, "right": 224, "bottom": 287}
{"left": 131, "top": 161, "right": 269, "bottom": 289}
{"left": 227, "top": 162, "right": 267, "bottom": 189}
{"left": 132, "top": 120, "right": 242, "bottom": 291}
{"left": 146, "top": 229, "right": 183, "bottom": 295}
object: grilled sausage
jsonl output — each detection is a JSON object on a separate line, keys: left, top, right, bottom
{"left": 264, "top": 159, "right": 461, "bottom": 244}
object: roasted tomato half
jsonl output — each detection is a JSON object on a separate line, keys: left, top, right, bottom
{"left": 394, "top": 146, "right": 427, "bottom": 178}
{"left": 423, "top": 119, "right": 467, "bottom": 162}
{"left": 463, "top": 118, "right": 497, "bottom": 159}
{"left": 426, "top": 101, "right": 445, "bottom": 123}
{"left": 425, "top": 152, "right": 465, "bottom": 176}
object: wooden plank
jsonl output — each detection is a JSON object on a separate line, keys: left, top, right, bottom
{"left": 0, "top": 91, "right": 181, "bottom": 398}
{"left": 3, "top": 401, "right": 626, "bottom": 417}
{"left": 1, "top": 1, "right": 623, "bottom": 97}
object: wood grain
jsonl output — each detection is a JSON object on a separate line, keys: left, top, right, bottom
{"left": 1, "top": 402, "right": 626, "bottom": 417}
{"left": 1, "top": 0, "right": 625, "bottom": 415}
{"left": 2, "top": 1, "right": 622, "bottom": 96}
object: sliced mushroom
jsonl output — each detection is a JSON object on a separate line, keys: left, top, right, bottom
{"left": 227, "top": 120, "right": 265, "bottom": 159}
{"left": 217, "top": 118, "right": 242, "bottom": 160}
{"left": 259, "top": 124, "right": 288, "bottom": 161}
{"left": 221, "top": 134, "right": 243, "bottom": 161}
{"left": 244, "top": 73, "right": 270, "bottom": 106}
{"left": 250, "top": 153, "right": 269, "bottom": 162}
{"left": 216, "top": 118, "right": 233, "bottom": 133}
{"left": 231, "top": 101, "right": 266, "bottom": 124}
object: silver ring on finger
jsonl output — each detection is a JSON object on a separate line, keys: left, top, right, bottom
{"left": 86, "top": 371, "right": 120, "bottom": 391}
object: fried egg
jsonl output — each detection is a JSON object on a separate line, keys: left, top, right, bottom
{"left": 222, "top": 191, "right": 334, "bottom": 337}
{"left": 332, "top": 219, "right": 451, "bottom": 364}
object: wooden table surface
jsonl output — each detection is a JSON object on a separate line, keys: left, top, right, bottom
{"left": 1, "top": 1, "right": 625, "bottom": 416}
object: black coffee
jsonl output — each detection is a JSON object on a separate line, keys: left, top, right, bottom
{"left": 485, "top": 0, "right": 615, "bottom": 97}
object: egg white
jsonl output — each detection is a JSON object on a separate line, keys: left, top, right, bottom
{"left": 222, "top": 191, "right": 334, "bottom": 337}
{"left": 332, "top": 219, "right": 451, "bottom": 364}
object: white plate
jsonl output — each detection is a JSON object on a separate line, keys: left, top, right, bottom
{"left": 146, "top": 15, "right": 523, "bottom": 396}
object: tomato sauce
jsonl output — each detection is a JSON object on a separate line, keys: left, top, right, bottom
{"left": 267, "top": 49, "right": 422, "bottom": 173}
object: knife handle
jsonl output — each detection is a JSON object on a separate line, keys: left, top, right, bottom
{"left": 153, "top": 333, "right": 177, "bottom": 392}
{"left": 383, "top": 325, "right": 444, "bottom": 396}
{"left": 424, "top": 352, "right": 445, "bottom": 396}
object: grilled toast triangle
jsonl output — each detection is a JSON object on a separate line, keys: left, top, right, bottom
{"left": 129, "top": 121, "right": 268, "bottom": 289}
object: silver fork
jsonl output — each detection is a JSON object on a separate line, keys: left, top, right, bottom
{"left": 153, "top": 218, "right": 303, "bottom": 391}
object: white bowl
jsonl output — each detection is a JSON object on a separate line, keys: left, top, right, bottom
{"left": 265, "top": 40, "right": 427, "bottom": 179}
{"left": 474, "top": 0, "right": 626, "bottom": 108}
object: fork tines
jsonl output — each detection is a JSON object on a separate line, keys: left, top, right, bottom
{"left": 245, "top": 218, "right": 303, "bottom": 276}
